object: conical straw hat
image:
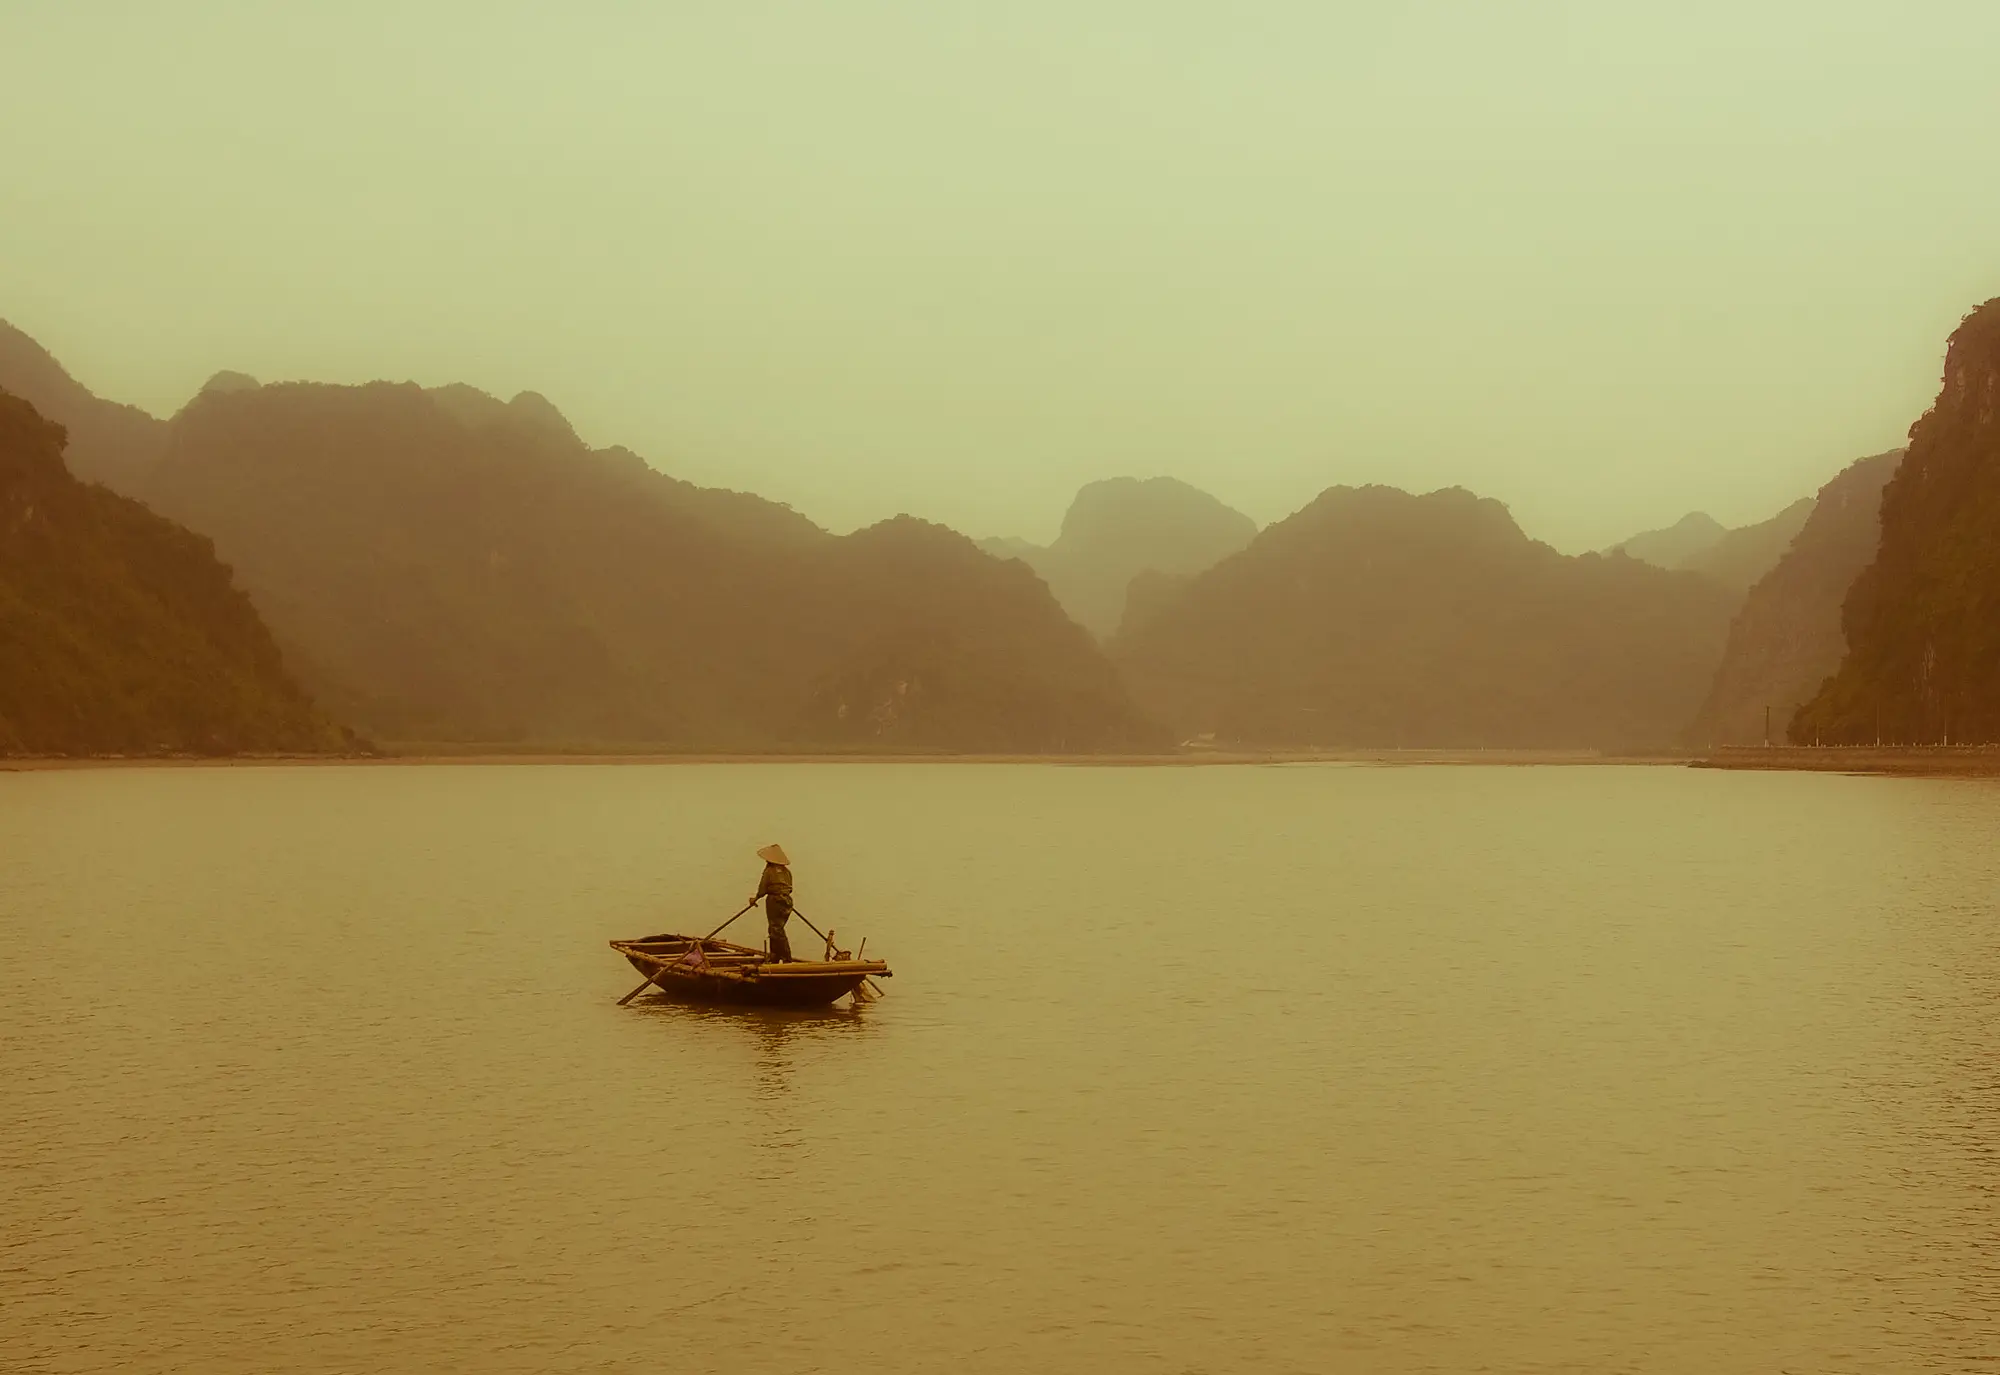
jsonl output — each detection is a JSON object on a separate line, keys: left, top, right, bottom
{"left": 756, "top": 843, "right": 790, "bottom": 865}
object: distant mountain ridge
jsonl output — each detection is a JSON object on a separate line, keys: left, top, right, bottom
{"left": 0, "top": 388, "right": 343, "bottom": 755}
{"left": 127, "top": 374, "right": 1157, "bottom": 750}
{"left": 1611, "top": 512, "right": 1727, "bottom": 570}
{"left": 2, "top": 315, "right": 1900, "bottom": 756}
{"left": 1113, "top": 484, "right": 1736, "bottom": 749}
{"left": 1687, "top": 450, "right": 1902, "bottom": 746}
{"left": 0, "top": 324, "right": 1161, "bottom": 751}
{"left": 1795, "top": 298, "right": 2000, "bottom": 743}
{"left": 1608, "top": 498, "right": 1817, "bottom": 597}
{"left": 980, "top": 477, "right": 1257, "bottom": 639}
{"left": 1682, "top": 498, "right": 1816, "bottom": 594}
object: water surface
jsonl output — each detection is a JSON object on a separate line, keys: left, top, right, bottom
{"left": 4, "top": 762, "right": 1997, "bottom": 1372}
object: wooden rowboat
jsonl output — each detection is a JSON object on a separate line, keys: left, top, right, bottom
{"left": 611, "top": 934, "right": 892, "bottom": 1008}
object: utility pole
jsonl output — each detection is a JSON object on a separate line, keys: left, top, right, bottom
{"left": 1763, "top": 704, "right": 1771, "bottom": 749}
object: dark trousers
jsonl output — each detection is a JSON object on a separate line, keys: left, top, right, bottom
{"left": 765, "top": 897, "right": 793, "bottom": 962}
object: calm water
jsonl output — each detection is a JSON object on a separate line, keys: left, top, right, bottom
{"left": 3, "top": 762, "right": 1998, "bottom": 1373}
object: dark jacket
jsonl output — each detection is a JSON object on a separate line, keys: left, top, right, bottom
{"left": 756, "top": 863, "right": 793, "bottom": 905}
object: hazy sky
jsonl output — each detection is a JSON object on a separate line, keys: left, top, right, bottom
{"left": 3, "top": 2, "right": 1995, "bottom": 549}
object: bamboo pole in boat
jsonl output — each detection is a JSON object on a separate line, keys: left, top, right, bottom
{"left": 852, "top": 935, "right": 882, "bottom": 999}
{"left": 791, "top": 906, "right": 887, "bottom": 1001}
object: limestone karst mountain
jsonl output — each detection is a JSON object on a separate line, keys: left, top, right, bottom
{"left": 1795, "top": 298, "right": 2000, "bottom": 744}
{"left": 14, "top": 313, "right": 1915, "bottom": 757}
{"left": 0, "top": 388, "right": 344, "bottom": 755}
{"left": 1112, "top": 484, "right": 1736, "bottom": 749}
{"left": 1, "top": 321, "right": 1161, "bottom": 750}
{"left": 1608, "top": 498, "right": 1816, "bottom": 598}
{"left": 1686, "top": 451, "right": 1903, "bottom": 746}
{"left": 137, "top": 378, "right": 1160, "bottom": 750}
{"left": 790, "top": 516, "right": 1162, "bottom": 751}
{"left": 980, "top": 477, "right": 1257, "bottom": 639}
{"left": 1681, "top": 497, "right": 1816, "bottom": 595}
{"left": 1608, "top": 511, "right": 1727, "bottom": 571}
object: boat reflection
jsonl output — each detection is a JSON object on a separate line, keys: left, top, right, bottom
{"left": 627, "top": 999, "right": 880, "bottom": 1172}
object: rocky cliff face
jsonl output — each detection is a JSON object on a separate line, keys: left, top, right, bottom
{"left": 1795, "top": 299, "right": 2000, "bottom": 743}
{"left": 981, "top": 477, "right": 1257, "bottom": 639}
{"left": 1112, "top": 484, "right": 1735, "bottom": 749}
{"left": 0, "top": 389, "right": 343, "bottom": 755}
{"left": 1686, "top": 451, "right": 1903, "bottom": 746}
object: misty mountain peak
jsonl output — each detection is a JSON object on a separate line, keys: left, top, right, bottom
{"left": 423, "top": 383, "right": 579, "bottom": 447}
{"left": 1610, "top": 510, "right": 1727, "bottom": 569}
{"left": 425, "top": 382, "right": 507, "bottom": 426}
{"left": 1113, "top": 478, "right": 1735, "bottom": 750}
{"left": 989, "top": 475, "right": 1258, "bottom": 639}
{"left": 200, "top": 370, "right": 261, "bottom": 396}
{"left": 845, "top": 514, "right": 1005, "bottom": 571}
{"left": 1055, "top": 476, "right": 1256, "bottom": 554}
{"left": 1286, "top": 484, "right": 1528, "bottom": 551}
{"left": 507, "top": 390, "right": 578, "bottom": 444}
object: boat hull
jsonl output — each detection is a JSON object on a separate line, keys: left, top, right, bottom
{"left": 621, "top": 955, "right": 873, "bottom": 1007}
{"left": 611, "top": 936, "right": 890, "bottom": 1009}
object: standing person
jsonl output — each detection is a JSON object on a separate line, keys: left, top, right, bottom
{"left": 753, "top": 844, "right": 794, "bottom": 962}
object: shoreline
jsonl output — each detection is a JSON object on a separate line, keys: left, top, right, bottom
{"left": 3, "top": 747, "right": 1686, "bottom": 771}
{"left": 15, "top": 746, "right": 2000, "bottom": 776}
{"left": 1692, "top": 746, "right": 2000, "bottom": 777}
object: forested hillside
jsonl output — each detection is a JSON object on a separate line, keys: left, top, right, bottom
{"left": 138, "top": 379, "right": 1161, "bottom": 750}
{"left": 0, "top": 389, "right": 343, "bottom": 755}
{"left": 1794, "top": 299, "right": 2000, "bottom": 743}
{"left": 1113, "top": 485, "right": 1736, "bottom": 749}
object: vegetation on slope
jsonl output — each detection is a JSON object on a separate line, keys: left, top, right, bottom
{"left": 794, "top": 517, "right": 1161, "bottom": 751}
{"left": 1112, "top": 485, "right": 1736, "bottom": 749}
{"left": 0, "top": 390, "right": 344, "bottom": 756}
{"left": 139, "top": 380, "right": 1161, "bottom": 751}
{"left": 1794, "top": 299, "right": 2000, "bottom": 743}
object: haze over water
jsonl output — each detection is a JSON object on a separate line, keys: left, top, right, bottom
{"left": 10, "top": 3, "right": 2000, "bottom": 545}
{"left": 5, "top": 762, "right": 1997, "bottom": 1372}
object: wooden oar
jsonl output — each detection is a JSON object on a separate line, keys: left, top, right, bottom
{"left": 616, "top": 958, "right": 672, "bottom": 1007}
{"left": 787, "top": 904, "right": 833, "bottom": 950}
{"left": 703, "top": 898, "right": 761, "bottom": 942}
{"left": 616, "top": 900, "right": 759, "bottom": 1005}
